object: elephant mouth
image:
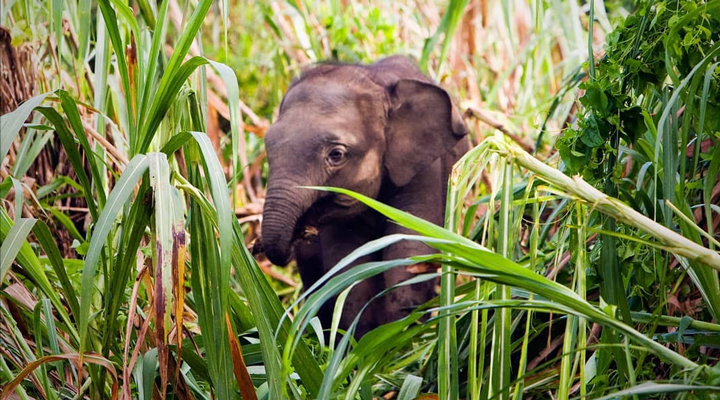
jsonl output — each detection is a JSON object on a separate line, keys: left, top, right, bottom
{"left": 288, "top": 194, "right": 364, "bottom": 245}
{"left": 333, "top": 193, "right": 356, "bottom": 207}
{"left": 291, "top": 224, "right": 319, "bottom": 243}
{"left": 298, "top": 194, "right": 363, "bottom": 226}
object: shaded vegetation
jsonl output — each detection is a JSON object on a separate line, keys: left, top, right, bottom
{"left": 1, "top": 0, "right": 719, "bottom": 399}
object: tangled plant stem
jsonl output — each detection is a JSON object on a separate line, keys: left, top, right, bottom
{"left": 490, "top": 135, "right": 720, "bottom": 272}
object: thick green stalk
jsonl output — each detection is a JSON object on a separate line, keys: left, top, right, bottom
{"left": 490, "top": 159, "right": 513, "bottom": 400}
{"left": 499, "top": 139, "right": 720, "bottom": 271}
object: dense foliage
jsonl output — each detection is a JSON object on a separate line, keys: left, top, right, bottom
{"left": 1, "top": 0, "right": 719, "bottom": 399}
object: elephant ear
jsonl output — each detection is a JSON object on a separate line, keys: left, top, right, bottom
{"left": 384, "top": 79, "right": 468, "bottom": 187}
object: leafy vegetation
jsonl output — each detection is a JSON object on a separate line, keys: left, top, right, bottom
{"left": 1, "top": 0, "right": 719, "bottom": 399}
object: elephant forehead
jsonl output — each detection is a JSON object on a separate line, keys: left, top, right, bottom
{"left": 283, "top": 78, "right": 380, "bottom": 116}
{"left": 272, "top": 101, "right": 369, "bottom": 145}
{"left": 265, "top": 121, "right": 368, "bottom": 160}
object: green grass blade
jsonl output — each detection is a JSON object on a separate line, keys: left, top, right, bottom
{"left": 135, "top": 0, "right": 155, "bottom": 26}
{"left": 140, "top": 57, "right": 209, "bottom": 153}
{"left": 137, "top": 0, "right": 170, "bottom": 129}
{"left": 232, "top": 216, "right": 322, "bottom": 397}
{"left": 33, "top": 220, "right": 80, "bottom": 319}
{"left": 12, "top": 129, "right": 53, "bottom": 178}
{"left": 208, "top": 60, "right": 244, "bottom": 205}
{"left": 108, "top": 0, "right": 140, "bottom": 38}
{"left": 41, "top": 298, "right": 63, "bottom": 382}
{"left": 58, "top": 90, "right": 107, "bottom": 208}
{"left": 138, "top": 0, "right": 213, "bottom": 153}
{"left": 0, "top": 92, "right": 51, "bottom": 160}
{"left": 694, "top": 61, "right": 718, "bottom": 173}
{"left": 419, "top": 0, "right": 469, "bottom": 73}
{"left": 0, "top": 209, "right": 78, "bottom": 344}
{"left": 283, "top": 254, "right": 419, "bottom": 368}
{"left": 37, "top": 107, "right": 98, "bottom": 220}
{"left": 169, "top": 130, "right": 322, "bottom": 395}
{"left": 78, "top": 155, "right": 149, "bottom": 356}
{"left": 704, "top": 142, "right": 720, "bottom": 251}
{"left": 315, "top": 186, "right": 698, "bottom": 370}
{"left": 187, "top": 131, "right": 243, "bottom": 398}
{"left": 77, "top": 0, "right": 91, "bottom": 59}
{"left": 592, "top": 382, "right": 720, "bottom": 400}
{"left": 96, "top": 0, "right": 134, "bottom": 152}
{"left": 51, "top": 0, "right": 62, "bottom": 62}
{"left": 490, "top": 160, "right": 513, "bottom": 400}
{"left": 0, "top": 217, "right": 36, "bottom": 281}
{"left": 148, "top": 152, "right": 177, "bottom": 394}
{"left": 396, "top": 374, "right": 423, "bottom": 400}
{"left": 100, "top": 182, "right": 152, "bottom": 356}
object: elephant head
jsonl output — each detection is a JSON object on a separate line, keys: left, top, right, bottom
{"left": 261, "top": 56, "right": 467, "bottom": 266}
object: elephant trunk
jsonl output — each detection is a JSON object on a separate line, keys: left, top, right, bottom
{"left": 261, "top": 179, "right": 317, "bottom": 266}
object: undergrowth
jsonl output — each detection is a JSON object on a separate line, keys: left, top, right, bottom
{"left": 1, "top": 0, "right": 719, "bottom": 399}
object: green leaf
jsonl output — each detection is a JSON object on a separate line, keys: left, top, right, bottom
{"left": 96, "top": 0, "right": 134, "bottom": 150}
{"left": 33, "top": 220, "right": 80, "bottom": 319}
{"left": 79, "top": 155, "right": 149, "bottom": 356}
{"left": 208, "top": 60, "right": 244, "bottom": 202}
{"left": 137, "top": 0, "right": 170, "bottom": 130}
{"left": 0, "top": 208, "right": 78, "bottom": 344}
{"left": 37, "top": 107, "right": 99, "bottom": 220}
{"left": 581, "top": 82, "right": 609, "bottom": 115}
{"left": 620, "top": 106, "right": 646, "bottom": 144}
{"left": 0, "top": 217, "right": 36, "bottom": 282}
{"left": 0, "top": 92, "right": 51, "bottom": 160}
{"left": 397, "top": 374, "right": 423, "bottom": 400}
{"left": 174, "top": 128, "right": 322, "bottom": 395}
{"left": 138, "top": 0, "right": 214, "bottom": 153}
{"left": 58, "top": 90, "right": 107, "bottom": 207}
{"left": 592, "top": 382, "right": 720, "bottom": 400}
{"left": 314, "top": 186, "right": 698, "bottom": 370}
{"left": 77, "top": 0, "right": 92, "bottom": 58}
{"left": 419, "top": 0, "right": 470, "bottom": 73}
{"left": 140, "top": 57, "right": 209, "bottom": 153}
{"left": 580, "top": 113, "right": 605, "bottom": 148}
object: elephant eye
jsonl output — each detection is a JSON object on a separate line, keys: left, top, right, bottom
{"left": 327, "top": 147, "right": 346, "bottom": 166}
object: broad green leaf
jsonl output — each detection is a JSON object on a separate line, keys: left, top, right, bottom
{"left": 97, "top": 0, "right": 134, "bottom": 146}
{"left": 0, "top": 217, "right": 36, "bottom": 282}
{"left": 148, "top": 152, "right": 175, "bottom": 395}
{"left": 0, "top": 209, "right": 78, "bottom": 344}
{"left": 58, "top": 90, "right": 107, "bottom": 207}
{"left": 0, "top": 92, "right": 51, "bottom": 160}
{"left": 208, "top": 60, "right": 244, "bottom": 202}
{"left": 593, "top": 382, "right": 720, "bottom": 400}
{"left": 138, "top": 0, "right": 213, "bottom": 153}
{"left": 316, "top": 186, "right": 698, "bottom": 370}
{"left": 77, "top": 0, "right": 92, "bottom": 59}
{"left": 397, "top": 374, "right": 423, "bottom": 400}
{"left": 137, "top": 0, "right": 170, "bottom": 127}
{"left": 580, "top": 113, "right": 605, "bottom": 148}
{"left": 79, "top": 155, "right": 149, "bottom": 356}
{"left": 140, "top": 57, "right": 209, "bottom": 153}
{"left": 37, "top": 107, "right": 99, "bottom": 220}
{"left": 33, "top": 220, "right": 79, "bottom": 319}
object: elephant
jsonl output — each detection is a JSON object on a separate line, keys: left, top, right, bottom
{"left": 260, "top": 55, "right": 470, "bottom": 337}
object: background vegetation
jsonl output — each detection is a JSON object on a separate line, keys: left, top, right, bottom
{"left": 1, "top": 0, "right": 719, "bottom": 399}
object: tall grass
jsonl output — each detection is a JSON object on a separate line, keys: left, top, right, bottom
{"left": 2, "top": 0, "right": 719, "bottom": 399}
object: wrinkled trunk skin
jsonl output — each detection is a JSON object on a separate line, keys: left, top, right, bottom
{"left": 261, "top": 179, "right": 316, "bottom": 266}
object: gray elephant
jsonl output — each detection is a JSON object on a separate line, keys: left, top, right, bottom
{"left": 260, "top": 55, "right": 469, "bottom": 336}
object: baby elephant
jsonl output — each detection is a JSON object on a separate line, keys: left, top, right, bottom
{"left": 260, "top": 55, "right": 469, "bottom": 336}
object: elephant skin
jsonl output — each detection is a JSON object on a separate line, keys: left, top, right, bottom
{"left": 260, "top": 55, "right": 470, "bottom": 337}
